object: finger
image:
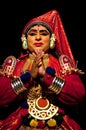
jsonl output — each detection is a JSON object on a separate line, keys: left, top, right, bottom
{"left": 32, "top": 52, "right": 36, "bottom": 58}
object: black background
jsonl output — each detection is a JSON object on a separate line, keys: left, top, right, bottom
{"left": 0, "top": 1, "right": 86, "bottom": 129}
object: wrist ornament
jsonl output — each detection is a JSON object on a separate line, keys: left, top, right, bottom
{"left": 46, "top": 66, "right": 56, "bottom": 76}
{"left": 48, "top": 76, "right": 65, "bottom": 94}
{"left": 20, "top": 71, "right": 31, "bottom": 83}
{"left": 11, "top": 71, "right": 31, "bottom": 95}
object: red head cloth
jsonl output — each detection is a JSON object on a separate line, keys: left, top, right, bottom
{"left": 22, "top": 10, "right": 76, "bottom": 66}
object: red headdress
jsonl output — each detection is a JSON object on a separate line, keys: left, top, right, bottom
{"left": 22, "top": 10, "right": 76, "bottom": 66}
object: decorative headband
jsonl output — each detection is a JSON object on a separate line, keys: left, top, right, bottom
{"left": 23, "top": 21, "right": 52, "bottom": 36}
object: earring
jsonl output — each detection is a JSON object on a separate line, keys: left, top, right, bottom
{"left": 21, "top": 35, "right": 28, "bottom": 50}
{"left": 50, "top": 34, "right": 56, "bottom": 49}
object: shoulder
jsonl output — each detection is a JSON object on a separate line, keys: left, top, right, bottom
{"left": 59, "top": 54, "right": 85, "bottom": 75}
{"left": 59, "top": 54, "right": 74, "bottom": 69}
{"left": 0, "top": 55, "right": 17, "bottom": 76}
{"left": 59, "top": 54, "right": 75, "bottom": 75}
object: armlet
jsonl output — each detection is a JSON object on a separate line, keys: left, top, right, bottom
{"left": 59, "top": 54, "right": 84, "bottom": 76}
{"left": 0, "top": 56, "right": 17, "bottom": 77}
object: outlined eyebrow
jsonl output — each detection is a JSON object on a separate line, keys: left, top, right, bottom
{"left": 28, "top": 29, "right": 50, "bottom": 34}
{"left": 27, "top": 29, "right": 37, "bottom": 33}
{"left": 39, "top": 30, "right": 50, "bottom": 34}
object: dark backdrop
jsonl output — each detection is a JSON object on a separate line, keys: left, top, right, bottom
{"left": 0, "top": 1, "right": 86, "bottom": 129}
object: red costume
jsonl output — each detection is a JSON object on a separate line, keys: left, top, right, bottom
{"left": 0, "top": 10, "right": 85, "bottom": 130}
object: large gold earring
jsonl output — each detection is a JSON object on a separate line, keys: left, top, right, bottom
{"left": 50, "top": 34, "right": 56, "bottom": 49}
{"left": 21, "top": 35, "right": 28, "bottom": 50}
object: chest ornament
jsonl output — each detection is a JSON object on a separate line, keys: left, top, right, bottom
{"left": 27, "top": 96, "right": 58, "bottom": 121}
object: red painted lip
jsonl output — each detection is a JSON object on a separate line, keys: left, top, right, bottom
{"left": 34, "top": 42, "right": 43, "bottom": 47}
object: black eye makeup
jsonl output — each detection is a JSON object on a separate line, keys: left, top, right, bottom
{"left": 27, "top": 29, "right": 50, "bottom": 36}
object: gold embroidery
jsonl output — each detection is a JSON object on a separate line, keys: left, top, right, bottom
{"left": 22, "top": 53, "right": 49, "bottom": 72}
{"left": 27, "top": 84, "right": 42, "bottom": 100}
{"left": 59, "top": 54, "right": 85, "bottom": 76}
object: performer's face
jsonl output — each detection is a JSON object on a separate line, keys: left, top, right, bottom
{"left": 27, "top": 25, "right": 51, "bottom": 53}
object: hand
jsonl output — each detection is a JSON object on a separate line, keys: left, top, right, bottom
{"left": 30, "top": 49, "right": 45, "bottom": 78}
{"left": 35, "top": 49, "right": 45, "bottom": 77}
{"left": 30, "top": 57, "right": 39, "bottom": 79}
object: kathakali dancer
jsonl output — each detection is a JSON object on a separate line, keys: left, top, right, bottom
{"left": 0, "top": 10, "right": 85, "bottom": 130}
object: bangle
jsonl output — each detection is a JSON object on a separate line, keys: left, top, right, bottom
{"left": 48, "top": 76, "right": 65, "bottom": 94}
{"left": 11, "top": 78, "right": 27, "bottom": 95}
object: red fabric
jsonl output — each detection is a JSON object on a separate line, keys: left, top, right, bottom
{"left": 0, "top": 76, "right": 17, "bottom": 107}
{"left": 13, "top": 58, "right": 27, "bottom": 77}
{"left": 0, "top": 107, "right": 28, "bottom": 130}
{"left": 58, "top": 74, "right": 85, "bottom": 105}
{"left": 62, "top": 115, "right": 82, "bottom": 130}
{"left": 44, "top": 72, "right": 54, "bottom": 86}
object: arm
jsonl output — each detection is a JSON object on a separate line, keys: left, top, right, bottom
{"left": 0, "top": 76, "right": 17, "bottom": 107}
{"left": 0, "top": 55, "right": 33, "bottom": 107}
{"left": 58, "top": 74, "right": 85, "bottom": 105}
{"left": 43, "top": 67, "right": 85, "bottom": 106}
{"left": 0, "top": 71, "right": 32, "bottom": 107}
